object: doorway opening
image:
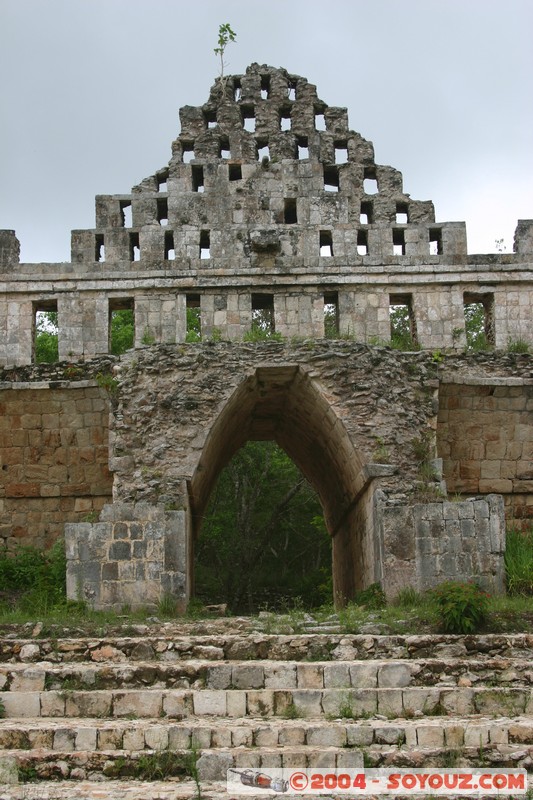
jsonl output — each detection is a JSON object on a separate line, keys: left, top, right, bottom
{"left": 195, "top": 440, "right": 331, "bottom": 614}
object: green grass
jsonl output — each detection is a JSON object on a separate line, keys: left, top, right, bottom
{"left": 1, "top": 529, "right": 533, "bottom": 635}
{"left": 505, "top": 528, "right": 533, "bottom": 595}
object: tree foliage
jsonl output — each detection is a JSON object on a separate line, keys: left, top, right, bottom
{"left": 195, "top": 441, "right": 331, "bottom": 613}
{"left": 35, "top": 311, "right": 59, "bottom": 363}
{"left": 110, "top": 309, "right": 134, "bottom": 355}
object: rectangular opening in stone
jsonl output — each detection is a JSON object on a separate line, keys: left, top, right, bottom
{"left": 334, "top": 141, "right": 348, "bottom": 164}
{"left": 280, "top": 108, "right": 291, "bottom": 131}
{"left": 396, "top": 202, "right": 409, "bottom": 224}
{"left": 229, "top": 164, "right": 242, "bottom": 181}
{"left": 219, "top": 137, "right": 230, "bottom": 159}
{"left": 204, "top": 108, "right": 217, "bottom": 128}
{"left": 464, "top": 292, "right": 494, "bottom": 350}
{"left": 95, "top": 233, "right": 105, "bottom": 262}
{"left": 157, "top": 197, "right": 168, "bottom": 225}
{"left": 260, "top": 75, "right": 270, "bottom": 99}
{"left": 315, "top": 109, "right": 326, "bottom": 130}
{"left": 186, "top": 294, "right": 201, "bottom": 341}
{"left": 192, "top": 165, "right": 204, "bottom": 192}
{"left": 320, "top": 230, "right": 333, "bottom": 257}
{"left": 129, "top": 232, "right": 140, "bottom": 262}
{"left": 429, "top": 227, "right": 443, "bottom": 255}
{"left": 33, "top": 299, "right": 58, "bottom": 364}
{"left": 323, "top": 165, "right": 340, "bottom": 192}
{"left": 233, "top": 78, "right": 242, "bottom": 102}
{"left": 120, "top": 202, "right": 132, "bottom": 228}
{"left": 297, "top": 137, "right": 309, "bottom": 160}
{"left": 363, "top": 167, "right": 378, "bottom": 194}
{"left": 257, "top": 140, "right": 270, "bottom": 161}
{"left": 389, "top": 294, "right": 418, "bottom": 349}
{"left": 164, "top": 231, "right": 175, "bottom": 260}
{"left": 360, "top": 201, "right": 373, "bottom": 225}
{"left": 287, "top": 80, "right": 297, "bottom": 101}
{"left": 109, "top": 298, "right": 134, "bottom": 355}
{"left": 241, "top": 106, "right": 256, "bottom": 132}
{"left": 157, "top": 170, "right": 168, "bottom": 192}
{"left": 251, "top": 293, "right": 275, "bottom": 334}
{"left": 182, "top": 142, "right": 195, "bottom": 163}
{"left": 357, "top": 229, "right": 368, "bottom": 255}
{"left": 392, "top": 228, "right": 406, "bottom": 256}
{"left": 200, "top": 230, "right": 210, "bottom": 259}
{"left": 284, "top": 198, "right": 297, "bottom": 224}
{"left": 324, "top": 291, "right": 339, "bottom": 338}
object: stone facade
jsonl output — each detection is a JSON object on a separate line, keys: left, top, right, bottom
{"left": 1, "top": 64, "right": 532, "bottom": 608}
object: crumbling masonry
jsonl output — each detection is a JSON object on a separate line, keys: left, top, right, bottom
{"left": 1, "top": 64, "right": 532, "bottom": 608}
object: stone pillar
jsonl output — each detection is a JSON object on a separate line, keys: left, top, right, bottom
{"left": 65, "top": 499, "right": 190, "bottom": 611}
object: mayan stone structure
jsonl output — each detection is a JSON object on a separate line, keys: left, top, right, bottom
{"left": 1, "top": 64, "right": 532, "bottom": 609}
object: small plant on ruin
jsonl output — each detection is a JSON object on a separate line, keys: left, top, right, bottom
{"left": 432, "top": 581, "right": 489, "bottom": 634}
{"left": 0, "top": 698, "right": 5, "bottom": 718}
{"left": 282, "top": 701, "right": 302, "bottom": 719}
{"left": 95, "top": 371, "right": 119, "bottom": 396}
{"left": 141, "top": 327, "right": 155, "bottom": 345}
{"left": 507, "top": 338, "right": 530, "bottom": 354}
{"left": 214, "top": 23, "right": 236, "bottom": 85}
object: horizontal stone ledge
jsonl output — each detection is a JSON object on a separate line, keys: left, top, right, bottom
{"left": 0, "top": 380, "right": 100, "bottom": 391}
{"left": 440, "top": 375, "right": 533, "bottom": 387}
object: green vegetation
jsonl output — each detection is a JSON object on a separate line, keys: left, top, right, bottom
{"left": 185, "top": 306, "right": 202, "bottom": 342}
{"left": 505, "top": 528, "right": 533, "bottom": 595}
{"left": 390, "top": 304, "right": 417, "bottom": 350}
{"left": 35, "top": 310, "right": 59, "bottom": 363}
{"left": 0, "top": 540, "right": 66, "bottom": 614}
{"left": 464, "top": 302, "right": 491, "bottom": 351}
{"left": 214, "top": 23, "right": 236, "bottom": 80}
{"left": 110, "top": 308, "right": 134, "bottom": 354}
{"left": 195, "top": 441, "right": 332, "bottom": 613}
{"left": 432, "top": 581, "right": 489, "bottom": 634}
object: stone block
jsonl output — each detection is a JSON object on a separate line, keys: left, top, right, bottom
{"left": 76, "top": 727, "right": 98, "bottom": 751}
{"left": 349, "top": 663, "right": 378, "bottom": 688}
{"left": 232, "top": 664, "right": 264, "bottom": 689}
{"left": 378, "top": 663, "right": 412, "bottom": 688}
{"left": 145, "top": 725, "right": 169, "bottom": 750}
{"left": 1, "top": 692, "right": 40, "bottom": 717}
{"left": 297, "top": 664, "right": 323, "bottom": 689}
{"left": 192, "top": 689, "right": 227, "bottom": 716}
{"left": 324, "top": 663, "right": 351, "bottom": 688}
{"left": 307, "top": 724, "right": 346, "bottom": 747}
{"left": 264, "top": 663, "right": 297, "bottom": 689}
{"left": 163, "top": 690, "right": 192, "bottom": 719}
{"left": 197, "top": 752, "right": 233, "bottom": 781}
{"left": 416, "top": 725, "right": 444, "bottom": 747}
{"left": 113, "top": 690, "right": 162, "bottom": 718}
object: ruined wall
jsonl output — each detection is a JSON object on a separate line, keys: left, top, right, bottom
{"left": 0, "top": 367, "right": 113, "bottom": 549}
{"left": 438, "top": 368, "right": 533, "bottom": 530}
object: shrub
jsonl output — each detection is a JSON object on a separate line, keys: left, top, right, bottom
{"left": 0, "top": 540, "right": 67, "bottom": 613}
{"left": 432, "top": 581, "right": 489, "bottom": 634}
{"left": 505, "top": 528, "right": 533, "bottom": 595}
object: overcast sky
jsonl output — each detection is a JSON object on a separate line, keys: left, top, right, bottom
{"left": 1, "top": 0, "right": 532, "bottom": 263}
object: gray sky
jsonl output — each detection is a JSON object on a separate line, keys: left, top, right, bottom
{"left": 1, "top": 0, "right": 532, "bottom": 263}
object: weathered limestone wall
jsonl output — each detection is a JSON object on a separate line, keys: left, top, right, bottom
{"left": 65, "top": 500, "right": 189, "bottom": 610}
{"left": 377, "top": 494, "right": 506, "bottom": 596}
{"left": 437, "top": 363, "right": 533, "bottom": 530}
{"left": 0, "top": 380, "right": 112, "bottom": 550}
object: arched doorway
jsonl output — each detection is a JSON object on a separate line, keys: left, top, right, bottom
{"left": 195, "top": 439, "right": 332, "bottom": 613}
{"left": 188, "top": 365, "right": 379, "bottom": 606}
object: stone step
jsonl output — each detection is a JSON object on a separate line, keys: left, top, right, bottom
{"left": 0, "top": 715, "right": 532, "bottom": 752}
{"left": 2, "top": 741, "right": 533, "bottom": 783}
{"left": 2, "top": 656, "right": 532, "bottom": 693}
{"left": 2, "top": 685, "right": 532, "bottom": 720}
{"left": 3, "top": 632, "right": 533, "bottom": 665}
{"left": 0, "top": 777, "right": 213, "bottom": 800}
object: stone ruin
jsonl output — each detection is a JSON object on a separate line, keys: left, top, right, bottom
{"left": 0, "top": 64, "right": 532, "bottom": 609}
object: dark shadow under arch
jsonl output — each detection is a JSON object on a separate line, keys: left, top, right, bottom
{"left": 189, "top": 365, "right": 378, "bottom": 605}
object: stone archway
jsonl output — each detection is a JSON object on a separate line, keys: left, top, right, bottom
{"left": 188, "top": 365, "right": 378, "bottom": 605}
{"left": 64, "top": 342, "right": 506, "bottom": 611}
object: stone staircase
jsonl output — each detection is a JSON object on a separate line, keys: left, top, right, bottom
{"left": 0, "top": 619, "right": 532, "bottom": 799}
